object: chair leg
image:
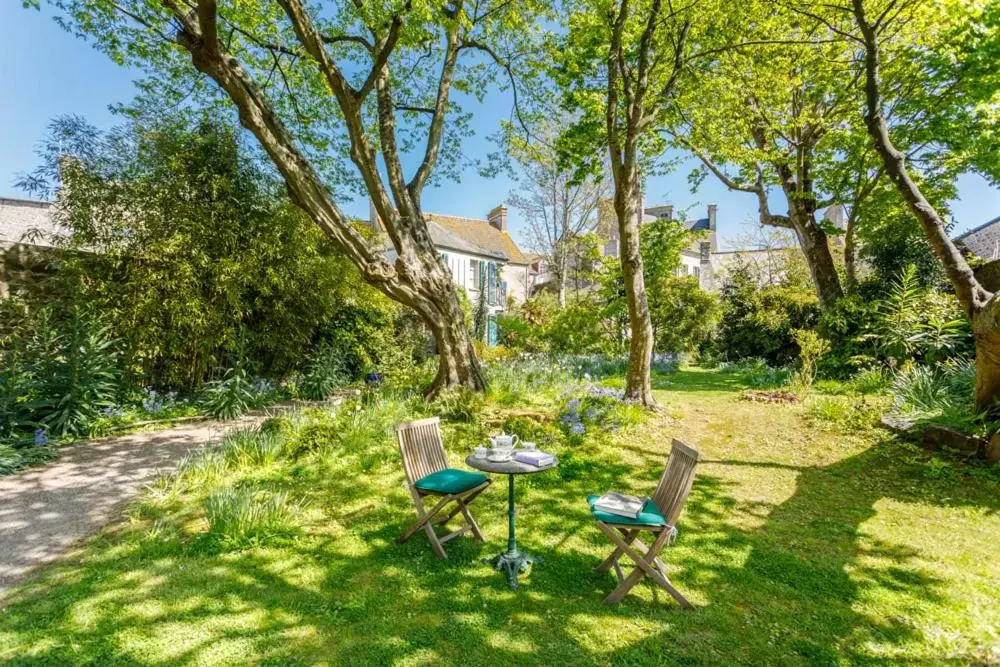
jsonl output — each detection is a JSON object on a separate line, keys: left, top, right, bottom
{"left": 598, "top": 524, "right": 692, "bottom": 608}
{"left": 399, "top": 483, "right": 491, "bottom": 558}
{"left": 459, "top": 502, "right": 485, "bottom": 541}
{"left": 433, "top": 483, "right": 489, "bottom": 531}
{"left": 596, "top": 527, "right": 639, "bottom": 572}
{"left": 399, "top": 488, "right": 453, "bottom": 558}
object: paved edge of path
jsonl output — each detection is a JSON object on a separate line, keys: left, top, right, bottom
{"left": 0, "top": 416, "right": 266, "bottom": 598}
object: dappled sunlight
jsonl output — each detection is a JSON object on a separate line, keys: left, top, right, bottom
{"left": 1, "top": 368, "right": 998, "bottom": 664}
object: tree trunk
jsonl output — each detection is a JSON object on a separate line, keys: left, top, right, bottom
{"left": 557, "top": 252, "right": 568, "bottom": 307}
{"left": 397, "top": 260, "right": 487, "bottom": 397}
{"left": 973, "top": 297, "right": 1000, "bottom": 412}
{"left": 170, "top": 7, "right": 485, "bottom": 397}
{"left": 423, "top": 289, "right": 488, "bottom": 397}
{"left": 791, "top": 212, "right": 844, "bottom": 309}
{"left": 615, "top": 175, "right": 657, "bottom": 407}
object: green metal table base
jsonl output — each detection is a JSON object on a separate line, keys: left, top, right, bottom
{"left": 482, "top": 473, "right": 542, "bottom": 590}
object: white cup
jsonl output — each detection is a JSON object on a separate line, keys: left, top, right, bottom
{"left": 522, "top": 441, "right": 537, "bottom": 451}
{"left": 474, "top": 446, "right": 487, "bottom": 457}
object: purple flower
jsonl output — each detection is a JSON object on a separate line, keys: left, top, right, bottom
{"left": 569, "top": 422, "right": 585, "bottom": 436}
{"left": 33, "top": 428, "right": 48, "bottom": 446}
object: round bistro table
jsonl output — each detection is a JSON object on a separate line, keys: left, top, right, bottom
{"left": 466, "top": 452, "right": 558, "bottom": 590}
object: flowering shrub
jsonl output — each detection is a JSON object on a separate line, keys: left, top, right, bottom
{"left": 141, "top": 389, "right": 180, "bottom": 415}
{"left": 558, "top": 385, "right": 637, "bottom": 444}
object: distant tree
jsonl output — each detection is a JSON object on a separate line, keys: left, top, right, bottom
{"left": 558, "top": 0, "right": 698, "bottom": 407}
{"left": 663, "top": 2, "right": 852, "bottom": 309}
{"left": 504, "top": 115, "right": 609, "bottom": 307}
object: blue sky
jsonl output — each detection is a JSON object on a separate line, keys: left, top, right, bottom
{"left": 2, "top": 3, "right": 998, "bottom": 250}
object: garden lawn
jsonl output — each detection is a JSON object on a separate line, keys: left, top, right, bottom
{"left": 1, "top": 367, "right": 998, "bottom": 666}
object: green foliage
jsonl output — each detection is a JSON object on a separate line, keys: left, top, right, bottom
{"left": 496, "top": 312, "right": 548, "bottom": 352}
{"left": 890, "top": 359, "right": 983, "bottom": 433}
{"left": 431, "top": 388, "right": 485, "bottom": 423}
{"left": 201, "top": 366, "right": 255, "bottom": 421}
{"left": 218, "top": 427, "right": 285, "bottom": 469}
{"left": 865, "top": 266, "right": 970, "bottom": 365}
{"left": 22, "top": 114, "right": 399, "bottom": 390}
{"left": 649, "top": 276, "right": 720, "bottom": 355}
{"left": 806, "top": 395, "right": 882, "bottom": 432}
{"left": 472, "top": 283, "right": 489, "bottom": 343}
{"left": 791, "top": 329, "right": 831, "bottom": 387}
{"left": 203, "top": 487, "right": 300, "bottom": 551}
{"left": 0, "top": 443, "right": 58, "bottom": 476}
{"left": 547, "top": 295, "right": 618, "bottom": 354}
{"left": 846, "top": 367, "right": 891, "bottom": 395}
{"left": 299, "top": 344, "right": 346, "bottom": 401}
{"left": 713, "top": 262, "right": 820, "bottom": 365}
{"left": 718, "top": 358, "right": 791, "bottom": 388}
{"left": 0, "top": 305, "right": 118, "bottom": 440}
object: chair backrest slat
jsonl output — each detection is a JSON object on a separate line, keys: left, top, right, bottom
{"left": 396, "top": 417, "right": 449, "bottom": 484}
{"left": 651, "top": 439, "right": 700, "bottom": 527}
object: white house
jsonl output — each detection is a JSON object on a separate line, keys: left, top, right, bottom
{"left": 371, "top": 204, "right": 535, "bottom": 345}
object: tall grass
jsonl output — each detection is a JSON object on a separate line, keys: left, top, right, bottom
{"left": 890, "top": 358, "right": 982, "bottom": 432}
{"left": 218, "top": 427, "right": 285, "bottom": 468}
{"left": 203, "top": 487, "right": 300, "bottom": 550}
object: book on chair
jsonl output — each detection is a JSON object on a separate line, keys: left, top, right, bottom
{"left": 594, "top": 492, "right": 645, "bottom": 519}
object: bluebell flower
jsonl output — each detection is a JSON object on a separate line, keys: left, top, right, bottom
{"left": 569, "top": 422, "right": 585, "bottom": 436}
{"left": 33, "top": 427, "right": 48, "bottom": 446}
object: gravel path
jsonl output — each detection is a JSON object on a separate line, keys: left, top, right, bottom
{"left": 0, "top": 417, "right": 260, "bottom": 596}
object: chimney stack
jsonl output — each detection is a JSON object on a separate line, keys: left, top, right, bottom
{"left": 707, "top": 204, "right": 717, "bottom": 231}
{"left": 488, "top": 204, "right": 508, "bottom": 232}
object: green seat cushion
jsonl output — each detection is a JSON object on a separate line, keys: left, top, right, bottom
{"left": 415, "top": 468, "right": 489, "bottom": 495}
{"left": 587, "top": 494, "right": 667, "bottom": 527}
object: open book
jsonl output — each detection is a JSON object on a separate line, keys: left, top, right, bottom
{"left": 593, "top": 492, "right": 645, "bottom": 519}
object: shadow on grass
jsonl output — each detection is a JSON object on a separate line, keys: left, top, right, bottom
{"left": 1, "top": 435, "right": 995, "bottom": 665}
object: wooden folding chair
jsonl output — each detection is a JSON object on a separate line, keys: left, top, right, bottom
{"left": 590, "top": 439, "right": 700, "bottom": 607}
{"left": 396, "top": 417, "right": 492, "bottom": 558}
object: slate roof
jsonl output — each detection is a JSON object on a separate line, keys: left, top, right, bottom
{"left": 425, "top": 213, "right": 529, "bottom": 265}
{"left": 686, "top": 217, "right": 711, "bottom": 233}
{"left": 426, "top": 219, "right": 507, "bottom": 261}
{"left": 954, "top": 215, "right": 1000, "bottom": 259}
{"left": 955, "top": 215, "right": 1000, "bottom": 242}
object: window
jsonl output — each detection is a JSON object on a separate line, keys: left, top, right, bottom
{"left": 471, "top": 259, "right": 481, "bottom": 289}
{"left": 693, "top": 266, "right": 701, "bottom": 278}
{"left": 487, "top": 263, "right": 497, "bottom": 305}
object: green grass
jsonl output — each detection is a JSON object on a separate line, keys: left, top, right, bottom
{"left": 1, "top": 367, "right": 999, "bottom": 665}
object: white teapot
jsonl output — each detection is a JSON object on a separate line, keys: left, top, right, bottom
{"left": 489, "top": 433, "right": 519, "bottom": 449}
